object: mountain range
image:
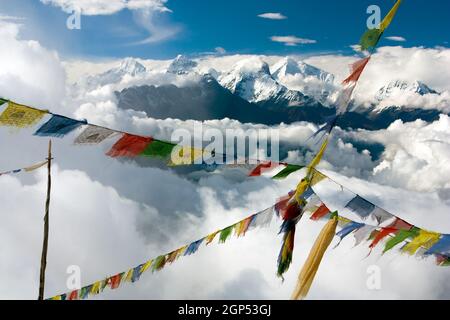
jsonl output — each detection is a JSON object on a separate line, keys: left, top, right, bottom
{"left": 80, "top": 55, "right": 446, "bottom": 130}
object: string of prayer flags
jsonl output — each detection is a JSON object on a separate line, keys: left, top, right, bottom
{"left": 106, "top": 133, "right": 153, "bottom": 157}
{"left": 304, "top": 187, "right": 450, "bottom": 268}
{"left": 74, "top": 126, "right": 116, "bottom": 144}
{"left": 0, "top": 101, "right": 47, "bottom": 128}
{"left": 34, "top": 115, "right": 87, "bottom": 138}
{"left": 0, "top": 97, "right": 317, "bottom": 182}
{"left": 48, "top": 204, "right": 277, "bottom": 300}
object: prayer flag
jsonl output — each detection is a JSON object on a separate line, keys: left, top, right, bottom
{"left": 34, "top": 115, "right": 86, "bottom": 138}
{"left": 0, "top": 101, "right": 47, "bottom": 128}
{"left": 106, "top": 133, "right": 153, "bottom": 157}
{"left": 272, "top": 164, "right": 303, "bottom": 179}
{"left": 74, "top": 126, "right": 115, "bottom": 144}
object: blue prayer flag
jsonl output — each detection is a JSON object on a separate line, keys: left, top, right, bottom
{"left": 425, "top": 235, "right": 450, "bottom": 256}
{"left": 34, "top": 115, "right": 87, "bottom": 138}
{"left": 344, "top": 195, "right": 375, "bottom": 219}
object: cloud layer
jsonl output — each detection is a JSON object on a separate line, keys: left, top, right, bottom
{"left": 40, "top": 0, "right": 170, "bottom": 15}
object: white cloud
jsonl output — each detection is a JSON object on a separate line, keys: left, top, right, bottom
{"left": 40, "top": 0, "right": 180, "bottom": 45}
{"left": 257, "top": 13, "right": 287, "bottom": 20}
{"left": 270, "top": 36, "right": 317, "bottom": 46}
{"left": 131, "top": 8, "right": 181, "bottom": 45}
{"left": 0, "top": 20, "right": 66, "bottom": 107}
{"left": 386, "top": 36, "right": 406, "bottom": 42}
{"left": 39, "top": 0, "right": 170, "bottom": 15}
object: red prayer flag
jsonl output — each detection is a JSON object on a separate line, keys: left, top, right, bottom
{"left": 106, "top": 133, "right": 153, "bottom": 157}
{"left": 310, "top": 203, "right": 331, "bottom": 221}
{"left": 342, "top": 57, "right": 370, "bottom": 85}
{"left": 109, "top": 273, "right": 122, "bottom": 289}
{"left": 369, "top": 227, "right": 397, "bottom": 249}
{"left": 68, "top": 290, "right": 78, "bottom": 300}
{"left": 275, "top": 192, "right": 302, "bottom": 221}
{"left": 388, "top": 217, "right": 413, "bottom": 230}
{"left": 249, "top": 161, "right": 279, "bottom": 176}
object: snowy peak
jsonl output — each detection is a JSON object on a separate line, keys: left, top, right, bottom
{"left": 272, "top": 57, "right": 334, "bottom": 83}
{"left": 167, "top": 55, "right": 198, "bottom": 75}
{"left": 116, "top": 58, "right": 147, "bottom": 76}
{"left": 84, "top": 58, "right": 146, "bottom": 88}
{"left": 376, "top": 80, "right": 438, "bottom": 101}
{"left": 218, "top": 57, "right": 311, "bottom": 106}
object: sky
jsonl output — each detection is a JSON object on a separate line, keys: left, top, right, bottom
{"left": 0, "top": 0, "right": 450, "bottom": 300}
{"left": 0, "top": 0, "right": 448, "bottom": 59}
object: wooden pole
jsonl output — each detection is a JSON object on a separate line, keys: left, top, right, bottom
{"left": 38, "top": 140, "right": 52, "bottom": 300}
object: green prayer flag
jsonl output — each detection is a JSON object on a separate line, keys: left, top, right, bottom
{"left": 383, "top": 227, "right": 419, "bottom": 254}
{"left": 272, "top": 164, "right": 304, "bottom": 180}
{"left": 141, "top": 140, "right": 176, "bottom": 158}
{"left": 151, "top": 255, "right": 166, "bottom": 272}
{"left": 0, "top": 98, "right": 8, "bottom": 106}
{"left": 359, "top": 28, "right": 383, "bottom": 51}
{"left": 219, "top": 225, "right": 234, "bottom": 243}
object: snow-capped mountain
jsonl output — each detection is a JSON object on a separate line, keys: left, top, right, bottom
{"left": 84, "top": 58, "right": 147, "bottom": 88}
{"left": 167, "top": 55, "right": 198, "bottom": 75}
{"left": 375, "top": 80, "right": 438, "bottom": 101}
{"left": 218, "top": 57, "right": 315, "bottom": 108}
{"left": 271, "top": 57, "right": 334, "bottom": 83}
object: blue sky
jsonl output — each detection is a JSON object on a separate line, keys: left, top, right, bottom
{"left": 0, "top": 0, "right": 449, "bottom": 60}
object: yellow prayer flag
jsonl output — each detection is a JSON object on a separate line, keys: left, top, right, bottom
{"left": 337, "top": 216, "right": 352, "bottom": 226}
{"left": 90, "top": 281, "right": 102, "bottom": 295}
{"left": 310, "top": 170, "right": 327, "bottom": 186}
{"left": 402, "top": 229, "right": 441, "bottom": 255}
{"left": 51, "top": 295, "right": 62, "bottom": 300}
{"left": 380, "top": 0, "right": 402, "bottom": 31}
{"left": 0, "top": 102, "right": 47, "bottom": 128}
{"left": 140, "top": 260, "right": 153, "bottom": 274}
{"left": 168, "top": 145, "right": 204, "bottom": 166}
{"left": 307, "top": 138, "right": 329, "bottom": 176}
{"left": 291, "top": 215, "right": 338, "bottom": 300}
{"left": 124, "top": 269, "right": 134, "bottom": 282}
{"left": 294, "top": 178, "right": 310, "bottom": 204}
{"left": 205, "top": 231, "right": 219, "bottom": 245}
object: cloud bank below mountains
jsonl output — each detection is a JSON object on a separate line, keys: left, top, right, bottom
{"left": 0, "top": 19, "right": 450, "bottom": 299}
